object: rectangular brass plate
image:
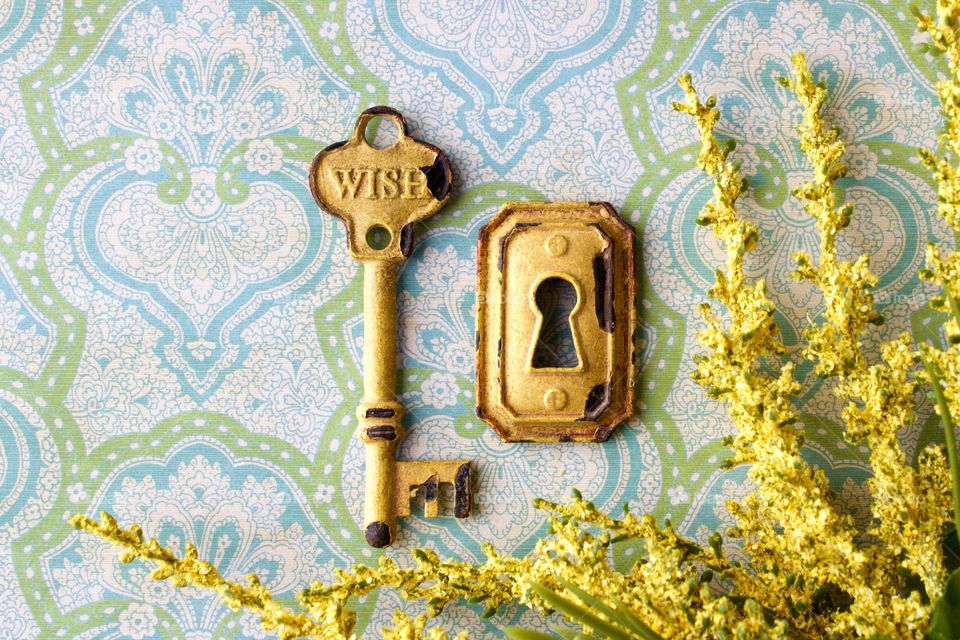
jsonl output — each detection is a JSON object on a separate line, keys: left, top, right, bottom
{"left": 476, "top": 202, "right": 636, "bottom": 442}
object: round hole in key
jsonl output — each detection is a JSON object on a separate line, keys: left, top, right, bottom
{"left": 363, "top": 115, "right": 401, "bottom": 149}
{"left": 366, "top": 224, "right": 392, "bottom": 250}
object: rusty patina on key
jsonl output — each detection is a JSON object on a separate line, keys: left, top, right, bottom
{"left": 310, "top": 106, "right": 471, "bottom": 548}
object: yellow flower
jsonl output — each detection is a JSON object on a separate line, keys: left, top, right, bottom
{"left": 780, "top": 52, "right": 950, "bottom": 634}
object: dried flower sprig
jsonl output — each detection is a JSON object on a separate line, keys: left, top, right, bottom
{"left": 915, "top": 0, "right": 960, "bottom": 542}
{"left": 782, "top": 52, "right": 952, "bottom": 633}
{"left": 75, "top": 490, "right": 794, "bottom": 639}
{"left": 69, "top": 512, "right": 332, "bottom": 640}
{"left": 70, "top": 511, "right": 474, "bottom": 640}
{"left": 675, "top": 70, "right": 866, "bottom": 634}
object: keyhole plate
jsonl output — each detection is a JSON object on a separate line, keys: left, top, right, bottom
{"left": 475, "top": 202, "right": 636, "bottom": 443}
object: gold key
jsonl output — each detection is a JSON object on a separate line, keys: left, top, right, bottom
{"left": 309, "top": 106, "right": 472, "bottom": 547}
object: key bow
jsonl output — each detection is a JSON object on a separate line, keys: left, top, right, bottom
{"left": 310, "top": 106, "right": 453, "bottom": 262}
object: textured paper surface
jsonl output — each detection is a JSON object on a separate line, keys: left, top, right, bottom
{"left": 0, "top": 0, "right": 950, "bottom": 636}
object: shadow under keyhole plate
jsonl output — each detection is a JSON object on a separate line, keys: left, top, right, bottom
{"left": 476, "top": 202, "right": 636, "bottom": 442}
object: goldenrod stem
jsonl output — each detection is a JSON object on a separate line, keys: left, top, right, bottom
{"left": 948, "top": 293, "right": 960, "bottom": 330}
{"left": 922, "top": 354, "right": 960, "bottom": 544}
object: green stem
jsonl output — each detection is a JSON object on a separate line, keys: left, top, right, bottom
{"left": 948, "top": 293, "right": 960, "bottom": 330}
{"left": 922, "top": 353, "right": 960, "bottom": 545}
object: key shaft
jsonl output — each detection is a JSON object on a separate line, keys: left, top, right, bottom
{"left": 358, "top": 260, "right": 404, "bottom": 547}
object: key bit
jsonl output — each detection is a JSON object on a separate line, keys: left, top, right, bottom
{"left": 310, "top": 106, "right": 472, "bottom": 548}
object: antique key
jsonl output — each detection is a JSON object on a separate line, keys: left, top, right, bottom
{"left": 309, "top": 106, "right": 471, "bottom": 548}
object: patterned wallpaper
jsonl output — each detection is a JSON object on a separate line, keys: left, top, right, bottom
{"left": 0, "top": 0, "right": 952, "bottom": 637}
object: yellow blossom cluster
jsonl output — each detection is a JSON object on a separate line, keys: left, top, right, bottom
{"left": 69, "top": 512, "right": 330, "bottom": 640}
{"left": 73, "top": 491, "right": 792, "bottom": 639}
{"left": 916, "top": 0, "right": 960, "bottom": 540}
{"left": 70, "top": 511, "right": 464, "bottom": 640}
{"left": 918, "top": 0, "right": 960, "bottom": 233}
{"left": 779, "top": 52, "right": 951, "bottom": 635}
{"left": 670, "top": 93, "right": 820, "bottom": 622}
{"left": 672, "top": 64, "right": 940, "bottom": 637}
{"left": 676, "top": 67, "right": 881, "bottom": 636}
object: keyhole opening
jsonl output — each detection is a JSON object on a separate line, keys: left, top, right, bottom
{"left": 363, "top": 115, "right": 400, "bottom": 149}
{"left": 531, "top": 277, "right": 580, "bottom": 369}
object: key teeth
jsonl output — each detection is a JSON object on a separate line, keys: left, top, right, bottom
{"left": 395, "top": 460, "right": 472, "bottom": 519}
{"left": 423, "top": 475, "right": 438, "bottom": 501}
{"left": 454, "top": 462, "right": 472, "bottom": 518}
{"left": 423, "top": 474, "right": 439, "bottom": 518}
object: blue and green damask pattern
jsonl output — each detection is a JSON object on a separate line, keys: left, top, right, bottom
{"left": 0, "top": 0, "right": 951, "bottom": 637}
